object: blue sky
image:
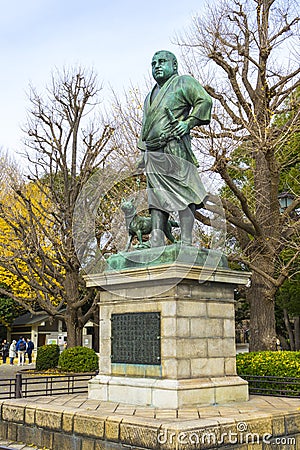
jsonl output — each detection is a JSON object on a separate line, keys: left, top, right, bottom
{"left": 1, "top": 0, "right": 206, "bottom": 157}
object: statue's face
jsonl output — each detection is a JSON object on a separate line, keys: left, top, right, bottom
{"left": 151, "top": 52, "right": 177, "bottom": 86}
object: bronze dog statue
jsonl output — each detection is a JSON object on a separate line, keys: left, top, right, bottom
{"left": 121, "top": 199, "right": 179, "bottom": 251}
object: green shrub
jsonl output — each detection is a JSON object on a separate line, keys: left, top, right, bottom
{"left": 237, "top": 351, "right": 300, "bottom": 396}
{"left": 236, "top": 351, "right": 300, "bottom": 377}
{"left": 36, "top": 344, "right": 60, "bottom": 371}
{"left": 58, "top": 346, "right": 98, "bottom": 373}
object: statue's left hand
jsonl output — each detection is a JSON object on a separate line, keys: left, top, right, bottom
{"left": 172, "top": 120, "right": 190, "bottom": 137}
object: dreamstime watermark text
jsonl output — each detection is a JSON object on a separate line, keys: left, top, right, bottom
{"left": 157, "top": 422, "right": 296, "bottom": 447}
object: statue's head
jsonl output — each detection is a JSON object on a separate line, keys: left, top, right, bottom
{"left": 151, "top": 50, "right": 178, "bottom": 86}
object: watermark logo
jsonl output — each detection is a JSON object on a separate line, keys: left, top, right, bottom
{"left": 157, "top": 422, "right": 296, "bottom": 447}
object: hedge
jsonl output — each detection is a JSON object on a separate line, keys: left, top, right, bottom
{"left": 58, "top": 346, "right": 98, "bottom": 373}
{"left": 236, "top": 351, "right": 300, "bottom": 377}
{"left": 36, "top": 344, "right": 60, "bottom": 371}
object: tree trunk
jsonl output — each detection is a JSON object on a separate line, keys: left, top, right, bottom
{"left": 64, "top": 307, "right": 80, "bottom": 347}
{"left": 277, "top": 334, "right": 289, "bottom": 351}
{"left": 283, "top": 308, "right": 295, "bottom": 351}
{"left": 294, "top": 316, "right": 300, "bottom": 351}
{"left": 64, "top": 269, "right": 82, "bottom": 347}
{"left": 247, "top": 271, "right": 277, "bottom": 351}
{"left": 245, "top": 147, "right": 279, "bottom": 352}
{"left": 76, "top": 324, "right": 83, "bottom": 347}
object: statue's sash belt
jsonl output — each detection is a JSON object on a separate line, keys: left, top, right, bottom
{"left": 145, "top": 133, "right": 179, "bottom": 151}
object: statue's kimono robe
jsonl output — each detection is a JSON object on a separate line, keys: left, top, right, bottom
{"left": 138, "top": 74, "right": 212, "bottom": 213}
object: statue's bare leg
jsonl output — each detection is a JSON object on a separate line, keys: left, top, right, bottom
{"left": 179, "top": 204, "right": 196, "bottom": 246}
{"left": 151, "top": 208, "right": 169, "bottom": 247}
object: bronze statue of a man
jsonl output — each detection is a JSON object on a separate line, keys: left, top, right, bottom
{"left": 137, "top": 50, "right": 212, "bottom": 247}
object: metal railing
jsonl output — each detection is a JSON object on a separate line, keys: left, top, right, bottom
{"left": 0, "top": 372, "right": 96, "bottom": 399}
{"left": 241, "top": 375, "right": 300, "bottom": 397}
{"left": 2, "top": 372, "right": 299, "bottom": 400}
{"left": 0, "top": 377, "right": 16, "bottom": 399}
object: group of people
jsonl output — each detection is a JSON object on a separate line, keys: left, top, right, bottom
{"left": 1, "top": 337, "right": 34, "bottom": 366}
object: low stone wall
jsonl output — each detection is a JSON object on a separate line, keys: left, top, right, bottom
{"left": 0, "top": 396, "right": 300, "bottom": 450}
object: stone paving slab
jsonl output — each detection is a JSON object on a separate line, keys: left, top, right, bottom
{"left": 1, "top": 393, "right": 299, "bottom": 421}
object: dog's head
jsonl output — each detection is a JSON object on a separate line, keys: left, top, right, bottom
{"left": 121, "top": 199, "right": 136, "bottom": 216}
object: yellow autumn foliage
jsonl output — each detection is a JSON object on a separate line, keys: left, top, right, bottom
{"left": 0, "top": 180, "right": 64, "bottom": 306}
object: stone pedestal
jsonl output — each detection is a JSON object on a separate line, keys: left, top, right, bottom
{"left": 85, "top": 264, "right": 250, "bottom": 408}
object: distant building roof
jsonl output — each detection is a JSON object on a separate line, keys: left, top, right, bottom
{"left": 12, "top": 312, "right": 49, "bottom": 326}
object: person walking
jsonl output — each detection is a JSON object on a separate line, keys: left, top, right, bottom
{"left": 9, "top": 340, "right": 17, "bottom": 365}
{"left": 1, "top": 339, "right": 9, "bottom": 364}
{"left": 26, "top": 338, "right": 34, "bottom": 365}
{"left": 16, "top": 337, "right": 27, "bottom": 366}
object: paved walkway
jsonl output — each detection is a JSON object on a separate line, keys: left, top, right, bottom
{"left": 0, "top": 363, "right": 37, "bottom": 401}
{"left": 0, "top": 363, "right": 35, "bottom": 380}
